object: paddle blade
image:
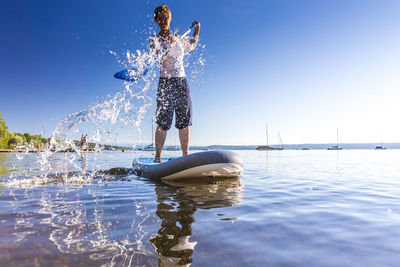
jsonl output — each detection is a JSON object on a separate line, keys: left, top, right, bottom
{"left": 114, "top": 68, "right": 145, "bottom": 82}
{"left": 114, "top": 69, "right": 130, "bottom": 80}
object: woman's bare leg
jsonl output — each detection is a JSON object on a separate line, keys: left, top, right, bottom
{"left": 155, "top": 125, "right": 167, "bottom": 162}
{"left": 179, "top": 127, "right": 190, "bottom": 156}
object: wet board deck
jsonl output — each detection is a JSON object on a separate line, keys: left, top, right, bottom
{"left": 137, "top": 157, "right": 177, "bottom": 164}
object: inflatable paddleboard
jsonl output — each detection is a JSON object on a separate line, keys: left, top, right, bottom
{"left": 133, "top": 150, "right": 243, "bottom": 180}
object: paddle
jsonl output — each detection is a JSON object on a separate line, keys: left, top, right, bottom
{"left": 114, "top": 25, "right": 196, "bottom": 82}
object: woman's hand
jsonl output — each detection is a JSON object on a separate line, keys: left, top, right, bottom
{"left": 192, "top": 21, "right": 200, "bottom": 37}
{"left": 192, "top": 21, "right": 201, "bottom": 31}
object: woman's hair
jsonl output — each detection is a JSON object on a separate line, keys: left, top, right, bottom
{"left": 154, "top": 4, "right": 171, "bottom": 22}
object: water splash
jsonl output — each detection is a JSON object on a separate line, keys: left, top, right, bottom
{"left": 10, "top": 24, "right": 206, "bottom": 186}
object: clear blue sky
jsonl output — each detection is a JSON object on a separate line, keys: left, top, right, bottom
{"left": 1, "top": 0, "right": 400, "bottom": 146}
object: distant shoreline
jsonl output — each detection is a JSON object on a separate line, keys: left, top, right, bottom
{"left": 1, "top": 147, "right": 399, "bottom": 153}
{"left": 0, "top": 148, "right": 130, "bottom": 153}
{"left": 0, "top": 149, "right": 42, "bottom": 153}
{"left": 0, "top": 149, "right": 98, "bottom": 153}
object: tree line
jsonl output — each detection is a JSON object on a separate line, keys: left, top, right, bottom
{"left": 0, "top": 112, "right": 48, "bottom": 149}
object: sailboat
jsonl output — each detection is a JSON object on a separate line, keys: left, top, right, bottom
{"left": 327, "top": 128, "right": 342, "bottom": 150}
{"left": 143, "top": 118, "right": 156, "bottom": 151}
{"left": 301, "top": 138, "right": 310, "bottom": 150}
{"left": 256, "top": 124, "right": 275, "bottom": 150}
{"left": 276, "top": 132, "right": 284, "bottom": 150}
{"left": 256, "top": 124, "right": 283, "bottom": 150}
{"left": 375, "top": 134, "right": 387, "bottom": 149}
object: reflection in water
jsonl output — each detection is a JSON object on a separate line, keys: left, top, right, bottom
{"left": 0, "top": 175, "right": 243, "bottom": 266}
{"left": 79, "top": 152, "right": 88, "bottom": 171}
{"left": 151, "top": 177, "right": 244, "bottom": 266}
{"left": 1, "top": 183, "right": 156, "bottom": 266}
{"left": 0, "top": 153, "right": 12, "bottom": 176}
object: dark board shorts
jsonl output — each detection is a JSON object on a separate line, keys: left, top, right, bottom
{"left": 155, "top": 77, "right": 193, "bottom": 131}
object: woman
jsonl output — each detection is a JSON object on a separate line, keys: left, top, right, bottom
{"left": 150, "top": 4, "right": 200, "bottom": 162}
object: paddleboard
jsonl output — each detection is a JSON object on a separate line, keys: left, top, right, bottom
{"left": 133, "top": 150, "right": 243, "bottom": 180}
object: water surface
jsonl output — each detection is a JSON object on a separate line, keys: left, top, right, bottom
{"left": 1, "top": 150, "right": 400, "bottom": 266}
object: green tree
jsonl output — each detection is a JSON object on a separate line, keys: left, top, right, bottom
{"left": 0, "top": 113, "right": 10, "bottom": 149}
{"left": 15, "top": 133, "right": 27, "bottom": 143}
{"left": 24, "top": 133, "right": 32, "bottom": 143}
{"left": 0, "top": 113, "right": 48, "bottom": 150}
{"left": 7, "top": 134, "right": 25, "bottom": 149}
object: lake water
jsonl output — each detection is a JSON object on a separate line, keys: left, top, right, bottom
{"left": 1, "top": 149, "right": 400, "bottom": 266}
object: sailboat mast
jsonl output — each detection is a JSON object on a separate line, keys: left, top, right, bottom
{"left": 336, "top": 128, "right": 339, "bottom": 147}
{"left": 151, "top": 118, "right": 154, "bottom": 145}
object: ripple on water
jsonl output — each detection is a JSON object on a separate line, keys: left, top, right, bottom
{"left": 1, "top": 150, "right": 400, "bottom": 266}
